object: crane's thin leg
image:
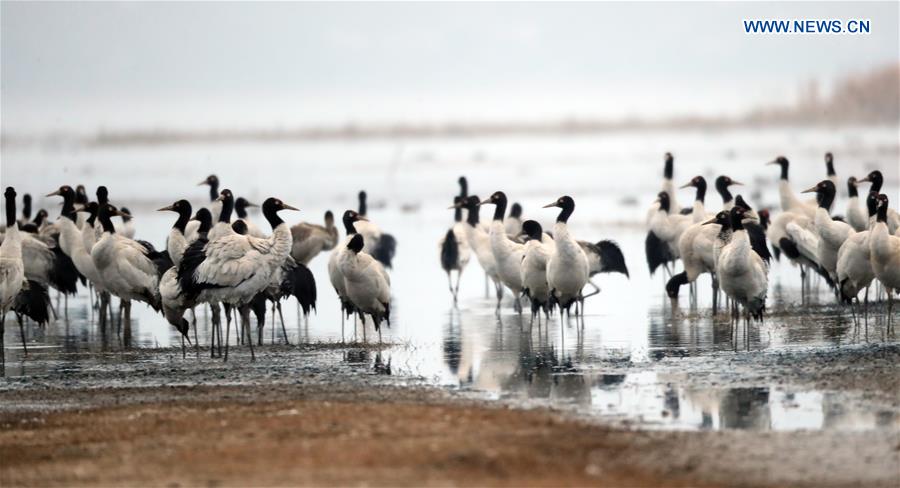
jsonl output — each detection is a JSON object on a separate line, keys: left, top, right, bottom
{"left": 582, "top": 280, "right": 601, "bottom": 300}
{"left": 454, "top": 268, "right": 464, "bottom": 305}
{"left": 243, "top": 307, "right": 256, "bottom": 362}
{"left": 123, "top": 301, "right": 132, "bottom": 349}
{"left": 341, "top": 307, "right": 345, "bottom": 344}
{"left": 276, "top": 302, "right": 290, "bottom": 345}
{"left": 864, "top": 287, "right": 869, "bottom": 328}
{"left": 16, "top": 313, "right": 27, "bottom": 357}
{"left": 1, "top": 312, "right": 5, "bottom": 365}
{"left": 223, "top": 307, "right": 231, "bottom": 362}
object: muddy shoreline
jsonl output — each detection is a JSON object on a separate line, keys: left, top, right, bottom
{"left": 2, "top": 343, "right": 899, "bottom": 487}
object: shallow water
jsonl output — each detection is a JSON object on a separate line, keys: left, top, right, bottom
{"left": 2, "top": 126, "right": 899, "bottom": 432}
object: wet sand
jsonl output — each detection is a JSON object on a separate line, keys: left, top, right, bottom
{"left": 3, "top": 344, "right": 899, "bottom": 487}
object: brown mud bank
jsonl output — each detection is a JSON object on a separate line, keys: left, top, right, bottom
{"left": 1, "top": 384, "right": 898, "bottom": 488}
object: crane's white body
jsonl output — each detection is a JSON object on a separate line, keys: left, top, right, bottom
{"left": 812, "top": 206, "right": 854, "bottom": 281}
{"left": 869, "top": 221, "right": 900, "bottom": 291}
{"left": 836, "top": 230, "right": 874, "bottom": 299}
{"left": 846, "top": 196, "right": 868, "bottom": 233}
{"left": 521, "top": 234, "right": 555, "bottom": 305}
{"left": 716, "top": 228, "right": 768, "bottom": 313}
{"left": 0, "top": 224, "right": 25, "bottom": 316}
{"left": 489, "top": 220, "right": 525, "bottom": 295}
{"left": 678, "top": 221, "right": 720, "bottom": 282}
{"left": 56, "top": 217, "right": 105, "bottom": 291}
{"left": 292, "top": 222, "right": 338, "bottom": 265}
{"left": 339, "top": 249, "right": 391, "bottom": 320}
{"left": 91, "top": 232, "right": 160, "bottom": 305}
{"left": 547, "top": 222, "right": 589, "bottom": 307}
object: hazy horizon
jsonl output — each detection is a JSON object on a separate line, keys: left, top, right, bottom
{"left": 3, "top": 2, "right": 898, "bottom": 133}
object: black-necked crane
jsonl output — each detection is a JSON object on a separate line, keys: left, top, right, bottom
{"left": 837, "top": 192, "right": 879, "bottom": 327}
{"left": 185, "top": 174, "right": 222, "bottom": 241}
{"left": 858, "top": 170, "right": 900, "bottom": 234}
{"left": 869, "top": 194, "right": 900, "bottom": 330}
{"left": 520, "top": 219, "right": 554, "bottom": 323}
{"left": 338, "top": 233, "right": 391, "bottom": 342}
{"left": 91, "top": 202, "right": 171, "bottom": 347}
{"left": 713, "top": 206, "right": 770, "bottom": 343}
{"left": 645, "top": 152, "right": 679, "bottom": 277}
{"left": 505, "top": 202, "right": 523, "bottom": 239}
{"left": 1, "top": 187, "right": 26, "bottom": 362}
{"left": 480, "top": 191, "right": 526, "bottom": 313}
{"left": 119, "top": 207, "right": 136, "bottom": 239}
{"left": 290, "top": 211, "right": 339, "bottom": 265}
{"left": 18, "top": 193, "right": 32, "bottom": 227}
{"left": 648, "top": 192, "right": 692, "bottom": 269}
{"left": 714, "top": 175, "right": 744, "bottom": 211}
{"left": 328, "top": 210, "right": 366, "bottom": 341}
{"left": 544, "top": 195, "right": 590, "bottom": 318}
{"left": 767, "top": 156, "right": 816, "bottom": 217}
{"left": 178, "top": 197, "right": 297, "bottom": 360}
{"left": 801, "top": 180, "right": 854, "bottom": 289}
{"left": 458, "top": 195, "right": 504, "bottom": 307}
{"left": 158, "top": 200, "right": 192, "bottom": 268}
{"left": 440, "top": 196, "right": 471, "bottom": 303}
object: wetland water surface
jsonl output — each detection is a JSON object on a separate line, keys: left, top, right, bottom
{"left": 2, "top": 128, "right": 899, "bottom": 434}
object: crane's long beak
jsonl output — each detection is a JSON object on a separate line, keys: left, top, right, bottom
{"left": 800, "top": 186, "right": 817, "bottom": 194}
{"left": 730, "top": 180, "right": 745, "bottom": 186}
{"left": 702, "top": 217, "right": 718, "bottom": 225}
{"left": 477, "top": 199, "right": 491, "bottom": 206}
{"left": 45, "top": 189, "right": 61, "bottom": 197}
{"left": 197, "top": 180, "right": 208, "bottom": 186}
{"left": 112, "top": 209, "right": 130, "bottom": 217}
{"left": 357, "top": 215, "right": 369, "bottom": 222}
{"left": 281, "top": 204, "right": 299, "bottom": 211}
{"left": 678, "top": 182, "right": 693, "bottom": 189}
{"left": 447, "top": 203, "right": 461, "bottom": 210}
{"left": 541, "top": 202, "right": 558, "bottom": 208}
{"left": 157, "top": 204, "right": 175, "bottom": 212}
{"left": 245, "top": 201, "right": 259, "bottom": 208}
{"left": 857, "top": 176, "right": 871, "bottom": 183}
{"left": 766, "top": 160, "right": 779, "bottom": 166}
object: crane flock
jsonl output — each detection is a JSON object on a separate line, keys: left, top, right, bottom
{"left": 0, "top": 153, "right": 897, "bottom": 363}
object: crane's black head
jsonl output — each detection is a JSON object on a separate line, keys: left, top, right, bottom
{"left": 234, "top": 197, "right": 257, "bottom": 219}
{"left": 120, "top": 207, "right": 133, "bottom": 222}
{"left": 194, "top": 208, "right": 213, "bottom": 234}
{"left": 865, "top": 191, "right": 878, "bottom": 217}
{"left": 522, "top": 220, "right": 543, "bottom": 241}
{"left": 859, "top": 170, "right": 884, "bottom": 193}
{"left": 729, "top": 206, "right": 747, "bottom": 230}
{"left": 847, "top": 176, "right": 859, "bottom": 198}
{"left": 342, "top": 210, "right": 364, "bottom": 234}
{"left": 358, "top": 190, "right": 368, "bottom": 215}
{"left": 4, "top": 187, "right": 16, "bottom": 227}
{"left": 714, "top": 175, "right": 743, "bottom": 204}
{"left": 734, "top": 195, "right": 753, "bottom": 211}
{"left": 231, "top": 220, "right": 248, "bottom": 235}
{"left": 801, "top": 180, "right": 836, "bottom": 210}
{"left": 261, "top": 197, "right": 297, "bottom": 229}
{"left": 324, "top": 210, "right": 335, "bottom": 226}
{"left": 480, "top": 191, "right": 508, "bottom": 221}
{"left": 75, "top": 185, "right": 88, "bottom": 204}
{"left": 158, "top": 200, "right": 192, "bottom": 232}
{"left": 703, "top": 210, "right": 730, "bottom": 227}
{"left": 825, "top": 152, "right": 835, "bottom": 176}
{"left": 347, "top": 233, "right": 364, "bottom": 253}
{"left": 96, "top": 186, "right": 109, "bottom": 204}
{"left": 768, "top": 156, "right": 790, "bottom": 180}
{"left": 199, "top": 174, "right": 219, "bottom": 187}
{"left": 875, "top": 194, "right": 890, "bottom": 223}
{"left": 97, "top": 203, "right": 123, "bottom": 233}
{"left": 680, "top": 176, "right": 707, "bottom": 203}
{"left": 46, "top": 186, "right": 77, "bottom": 221}
{"left": 758, "top": 209, "right": 771, "bottom": 230}
{"left": 217, "top": 189, "right": 235, "bottom": 222}
{"left": 510, "top": 202, "right": 523, "bottom": 219}
{"left": 462, "top": 195, "right": 481, "bottom": 226}
{"left": 663, "top": 152, "right": 674, "bottom": 179}
{"left": 544, "top": 195, "right": 575, "bottom": 223}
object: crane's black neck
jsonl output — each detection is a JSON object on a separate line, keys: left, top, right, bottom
{"left": 778, "top": 161, "right": 789, "bottom": 180}
{"left": 848, "top": 179, "right": 858, "bottom": 198}
{"left": 219, "top": 192, "right": 234, "bottom": 223}
{"left": 876, "top": 198, "right": 889, "bottom": 223}
{"left": 22, "top": 194, "right": 31, "bottom": 220}
{"left": 262, "top": 199, "right": 284, "bottom": 229}
{"left": 358, "top": 192, "right": 367, "bottom": 216}
{"left": 453, "top": 204, "right": 462, "bottom": 223}
{"left": 663, "top": 154, "right": 674, "bottom": 179}
{"left": 715, "top": 177, "right": 733, "bottom": 204}
{"left": 694, "top": 178, "right": 707, "bottom": 203}
{"left": 174, "top": 204, "right": 191, "bottom": 233}
{"left": 61, "top": 189, "right": 77, "bottom": 223}
{"left": 492, "top": 195, "right": 507, "bottom": 222}
{"left": 208, "top": 179, "right": 219, "bottom": 202}
{"left": 826, "top": 158, "right": 835, "bottom": 177}
{"left": 86, "top": 204, "right": 98, "bottom": 226}
{"left": 866, "top": 193, "right": 878, "bottom": 217}
{"left": 458, "top": 177, "right": 468, "bottom": 199}
{"left": 343, "top": 212, "right": 358, "bottom": 235}
{"left": 4, "top": 189, "right": 16, "bottom": 228}
{"left": 658, "top": 194, "right": 670, "bottom": 213}
{"left": 729, "top": 209, "right": 744, "bottom": 231}
{"left": 98, "top": 207, "right": 116, "bottom": 234}
{"left": 234, "top": 199, "right": 251, "bottom": 219}
{"left": 196, "top": 210, "right": 212, "bottom": 235}
{"left": 465, "top": 197, "right": 480, "bottom": 227}
{"left": 557, "top": 199, "right": 575, "bottom": 223}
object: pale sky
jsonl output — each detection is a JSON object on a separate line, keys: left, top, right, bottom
{"left": 2, "top": 1, "right": 898, "bottom": 132}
